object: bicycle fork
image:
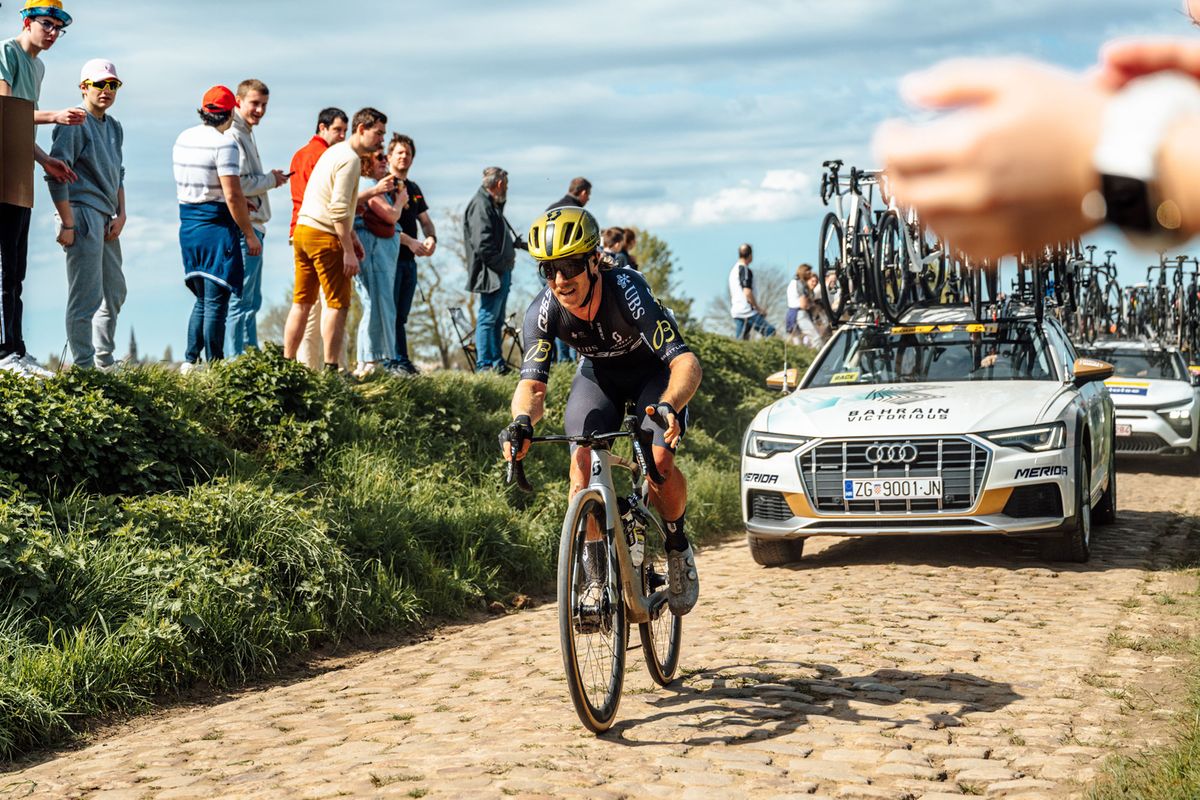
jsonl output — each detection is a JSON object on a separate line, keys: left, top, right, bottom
{"left": 587, "top": 450, "right": 669, "bottom": 625}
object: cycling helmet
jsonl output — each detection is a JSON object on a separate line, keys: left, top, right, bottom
{"left": 21, "top": 0, "right": 72, "bottom": 27}
{"left": 527, "top": 206, "right": 600, "bottom": 261}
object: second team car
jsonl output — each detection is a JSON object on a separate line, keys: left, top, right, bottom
{"left": 741, "top": 305, "right": 1116, "bottom": 565}
{"left": 1078, "top": 340, "right": 1200, "bottom": 461}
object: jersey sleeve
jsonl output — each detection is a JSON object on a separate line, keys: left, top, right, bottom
{"left": 519, "top": 287, "right": 558, "bottom": 382}
{"left": 738, "top": 264, "right": 753, "bottom": 290}
{"left": 616, "top": 269, "right": 690, "bottom": 366}
{"left": 408, "top": 180, "right": 429, "bottom": 216}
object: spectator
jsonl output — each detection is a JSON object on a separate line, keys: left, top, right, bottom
{"left": 785, "top": 264, "right": 825, "bottom": 348}
{"left": 0, "top": 0, "right": 84, "bottom": 378}
{"left": 728, "top": 243, "right": 775, "bottom": 340}
{"left": 807, "top": 272, "right": 832, "bottom": 341}
{"left": 288, "top": 107, "right": 348, "bottom": 370}
{"left": 465, "top": 166, "right": 525, "bottom": 373}
{"left": 47, "top": 58, "right": 126, "bottom": 370}
{"left": 283, "top": 107, "right": 387, "bottom": 371}
{"left": 623, "top": 227, "right": 639, "bottom": 270}
{"left": 225, "top": 78, "right": 288, "bottom": 357}
{"left": 352, "top": 148, "right": 404, "bottom": 374}
{"left": 601, "top": 227, "right": 627, "bottom": 267}
{"left": 547, "top": 176, "right": 591, "bottom": 210}
{"left": 389, "top": 133, "right": 436, "bottom": 375}
{"left": 172, "top": 85, "right": 261, "bottom": 371}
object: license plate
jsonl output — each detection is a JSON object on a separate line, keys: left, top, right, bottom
{"left": 1116, "top": 423, "right": 1132, "bottom": 437}
{"left": 843, "top": 478, "right": 943, "bottom": 501}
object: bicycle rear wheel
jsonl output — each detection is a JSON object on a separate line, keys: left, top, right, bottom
{"left": 637, "top": 525, "right": 682, "bottom": 686}
{"left": 558, "top": 491, "right": 626, "bottom": 733}
{"left": 817, "top": 212, "right": 847, "bottom": 326}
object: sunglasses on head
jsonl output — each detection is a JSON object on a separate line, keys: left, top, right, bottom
{"left": 539, "top": 255, "right": 591, "bottom": 282}
{"left": 85, "top": 79, "right": 121, "bottom": 91}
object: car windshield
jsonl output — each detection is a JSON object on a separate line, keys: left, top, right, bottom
{"left": 1080, "top": 348, "right": 1184, "bottom": 381}
{"left": 806, "top": 321, "right": 1057, "bottom": 387}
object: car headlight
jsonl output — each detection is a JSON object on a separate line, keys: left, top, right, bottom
{"left": 983, "top": 422, "right": 1066, "bottom": 452}
{"left": 744, "top": 431, "right": 811, "bottom": 459}
{"left": 1157, "top": 399, "right": 1195, "bottom": 436}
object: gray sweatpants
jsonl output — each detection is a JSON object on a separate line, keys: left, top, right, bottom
{"left": 65, "top": 204, "right": 126, "bottom": 367}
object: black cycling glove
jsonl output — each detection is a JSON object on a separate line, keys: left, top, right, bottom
{"left": 648, "top": 402, "right": 677, "bottom": 426}
{"left": 499, "top": 415, "right": 534, "bottom": 454}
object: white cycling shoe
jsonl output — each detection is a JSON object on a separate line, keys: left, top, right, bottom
{"left": 666, "top": 544, "right": 699, "bottom": 616}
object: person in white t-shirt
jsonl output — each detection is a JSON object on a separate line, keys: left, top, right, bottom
{"left": 728, "top": 243, "right": 775, "bottom": 340}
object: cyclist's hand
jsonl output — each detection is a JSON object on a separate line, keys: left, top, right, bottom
{"left": 645, "top": 402, "right": 681, "bottom": 448}
{"left": 499, "top": 415, "right": 534, "bottom": 461}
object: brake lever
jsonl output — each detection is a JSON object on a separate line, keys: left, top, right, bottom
{"left": 506, "top": 457, "right": 533, "bottom": 493}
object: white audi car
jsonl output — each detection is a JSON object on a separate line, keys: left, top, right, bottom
{"left": 741, "top": 306, "right": 1116, "bottom": 565}
{"left": 1078, "top": 341, "right": 1200, "bottom": 460}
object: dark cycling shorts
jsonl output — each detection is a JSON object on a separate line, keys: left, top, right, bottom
{"left": 564, "top": 364, "right": 688, "bottom": 451}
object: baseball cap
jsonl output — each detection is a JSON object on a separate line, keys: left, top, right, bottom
{"left": 22, "top": 0, "right": 72, "bottom": 27}
{"left": 201, "top": 85, "right": 236, "bottom": 113}
{"left": 80, "top": 58, "right": 119, "bottom": 84}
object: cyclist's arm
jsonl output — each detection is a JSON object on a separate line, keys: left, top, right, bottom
{"left": 660, "top": 352, "right": 702, "bottom": 411}
{"left": 511, "top": 378, "right": 547, "bottom": 427}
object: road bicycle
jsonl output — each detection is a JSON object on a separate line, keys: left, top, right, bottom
{"left": 506, "top": 410, "right": 682, "bottom": 733}
{"left": 1076, "top": 248, "right": 1122, "bottom": 343}
{"left": 873, "top": 174, "right": 947, "bottom": 323}
{"left": 818, "top": 160, "right": 880, "bottom": 326}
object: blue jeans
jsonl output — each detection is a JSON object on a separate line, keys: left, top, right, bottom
{"left": 226, "top": 230, "right": 264, "bottom": 355}
{"left": 354, "top": 232, "right": 399, "bottom": 364}
{"left": 475, "top": 269, "right": 511, "bottom": 371}
{"left": 185, "top": 275, "right": 231, "bottom": 363}
{"left": 393, "top": 256, "right": 418, "bottom": 369}
{"left": 734, "top": 313, "right": 776, "bottom": 340}
{"left": 555, "top": 339, "right": 575, "bottom": 363}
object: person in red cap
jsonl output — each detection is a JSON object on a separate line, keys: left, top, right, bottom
{"left": 0, "top": 0, "right": 86, "bottom": 377}
{"left": 171, "top": 85, "right": 262, "bottom": 372}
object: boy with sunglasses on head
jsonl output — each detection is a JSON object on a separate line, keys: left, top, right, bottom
{"left": 499, "top": 206, "right": 704, "bottom": 617}
{"left": 0, "top": 0, "right": 85, "bottom": 377}
{"left": 46, "top": 58, "right": 126, "bottom": 369}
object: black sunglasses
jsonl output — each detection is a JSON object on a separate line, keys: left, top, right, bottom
{"left": 539, "top": 255, "right": 590, "bottom": 282}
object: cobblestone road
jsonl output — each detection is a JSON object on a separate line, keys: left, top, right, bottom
{"left": 4, "top": 463, "right": 1198, "bottom": 800}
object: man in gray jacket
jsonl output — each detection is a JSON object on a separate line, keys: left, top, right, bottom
{"left": 225, "top": 78, "right": 288, "bottom": 356}
{"left": 465, "top": 166, "right": 525, "bottom": 372}
{"left": 48, "top": 58, "right": 126, "bottom": 369}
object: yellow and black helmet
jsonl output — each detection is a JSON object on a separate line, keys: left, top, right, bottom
{"left": 527, "top": 206, "right": 600, "bottom": 261}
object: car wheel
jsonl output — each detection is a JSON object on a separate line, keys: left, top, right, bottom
{"left": 1095, "top": 439, "right": 1117, "bottom": 526}
{"left": 747, "top": 534, "right": 805, "bottom": 567}
{"left": 1040, "top": 447, "right": 1091, "bottom": 563}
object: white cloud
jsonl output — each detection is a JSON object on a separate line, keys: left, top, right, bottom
{"left": 605, "top": 202, "right": 686, "bottom": 229}
{"left": 690, "top": 169, "right": 814, "bottom": 226}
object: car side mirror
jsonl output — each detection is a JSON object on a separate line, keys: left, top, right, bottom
{"left": 1191, "top": 372, "right": 1200, "bottom": 388}
{"left": 1073, "top": 357, "right": 1114, "bottom": 387}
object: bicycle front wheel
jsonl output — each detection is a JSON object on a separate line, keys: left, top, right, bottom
{"left": 817, "top": 212, "right": 847, "bottom": 326}
{"left": 558, "top": 490, "right": 626, "bottom": 733}
{"left": 873, "top": 210, "right": 907, "bottom": 323}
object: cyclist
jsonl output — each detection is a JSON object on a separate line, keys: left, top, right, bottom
{"left": 499, "top": 207, "right": 703, "bottom": 615}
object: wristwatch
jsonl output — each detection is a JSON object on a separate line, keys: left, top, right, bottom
{"left": 1091, "top": 72, "right": 1200, "bottom": 245}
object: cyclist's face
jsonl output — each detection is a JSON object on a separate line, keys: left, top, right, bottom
{"left": 549, "top": 255, "right": 597, "bottom": 309}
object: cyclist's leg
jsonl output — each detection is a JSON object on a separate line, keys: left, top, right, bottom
{"left": 564, "top": 364, "right": 623, "bottom": 500}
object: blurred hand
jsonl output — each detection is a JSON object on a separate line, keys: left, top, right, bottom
{"left": 874, "top": 58, "right": 1106, "bottom": 261}
{"left": 245, "top": 231, "right": 262, "bottom": 257}
{"left": 352, "top": 235, "right": 365, "bottom": 261}
{"left": 270, "top": 169, "right": 289, "bottom": 188}
{"left": 54, "top": 107, "right": 86, "bottom": 126}
{"left": 105, "top": 215, "right": 126, "bottom": 241}
{"left": 43, "top": 157, "right": 78, "bottom": 183}
{"left": 343, "top": 249, "right": 360, "bottom": 277}
{"left": 423, "top": 235, "right": 437, "bottom": 257}
{"left": 57, "top": 227, "right": 75, "bottom": 248}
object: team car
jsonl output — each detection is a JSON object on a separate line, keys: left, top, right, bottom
{"left": 741, "top": 305, "right": 1116, "bottom": 565}
{"left": 1077, "top": 340, "right": 1200, "bottom": 460}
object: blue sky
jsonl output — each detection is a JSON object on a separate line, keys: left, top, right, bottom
{"left": 15, "top": 0, "right": 1197, "bottom": 361}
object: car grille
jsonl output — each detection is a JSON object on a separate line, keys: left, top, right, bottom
{"left": 800, "top": 437, "right": 989, "bottom": 514}
{"left": 748, "top": 490, "right": 792, "bottom": 522}
{"left": 1115, "top": 432, "right": 1170, "bottom": 454}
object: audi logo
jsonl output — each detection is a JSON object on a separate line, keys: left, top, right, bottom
{"left": 864, "top": 443, "right": 919, "bottom": 464}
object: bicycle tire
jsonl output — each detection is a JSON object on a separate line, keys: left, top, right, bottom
{"left": 638, "top": 553, "right": 682, "bottom": 686}
{"left": 1102, "top": 279, "right": 1122, "bottom": 339}
{"left": 817, "top": 212, "right": 847, "bottom": 326}
{"left": 558, "top": 490, "right": 626, "bottom": 733}
{"left": 918, "top": 227, "right": 947, "bottom": 302}
{"left": 849, "top": 210, "right": 876, "bottom": 310}
{"left": 873, "top": 210, "right": 907, "bottom": 323}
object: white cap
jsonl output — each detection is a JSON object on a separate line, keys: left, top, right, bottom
{"left": 80, "top": 58, "right": 119, "bottom": 84}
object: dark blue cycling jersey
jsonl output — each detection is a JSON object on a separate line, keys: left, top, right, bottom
{"left": 519, "top": 267, "right": 690, "bottom": 383}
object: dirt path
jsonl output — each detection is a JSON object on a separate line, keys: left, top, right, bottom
{"left": 4, "top": 463, "right": 1199, "bottom": 800}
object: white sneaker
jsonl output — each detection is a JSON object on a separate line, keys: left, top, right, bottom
{"left": 179, "top": 361, "right": 199, "bottom": 375}
{"left": 17, "top": 354, "right": 53, "bottom": 379}
{"left": 0, "top": 353, "right": 32, "bottom": 377}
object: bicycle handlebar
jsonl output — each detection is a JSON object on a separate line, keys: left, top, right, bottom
{"left": 503, "top": 418, "right": 668, "bottom": 494}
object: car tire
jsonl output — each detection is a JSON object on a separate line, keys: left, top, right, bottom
{"left": 1040, "top": 447, "right": 1091, "bottom": 563}
{"left": 747, "top": 535, "right": 805, "bottom": 567}
{"left": 1095, "top": 438, "right": 1117, "bottom": 526}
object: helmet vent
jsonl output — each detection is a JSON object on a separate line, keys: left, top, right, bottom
{"left": 530, "top": 226, "right": 540, "bottom": 250}
{"left": 561, "top": 221, "right": 576, "bottom": 245}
